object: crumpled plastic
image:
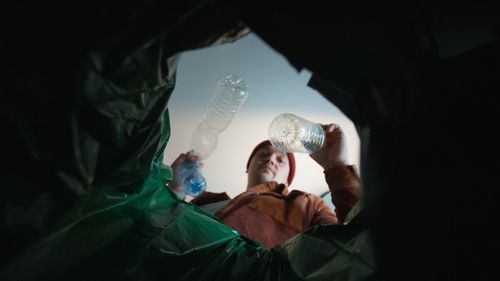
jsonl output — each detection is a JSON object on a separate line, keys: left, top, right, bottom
{"left": 1, "top": 28, "right": 374, "bottom": 281}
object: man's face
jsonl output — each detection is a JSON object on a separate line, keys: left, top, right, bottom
{"left": 247, "top": 145, "right": 290, "bottom": 187}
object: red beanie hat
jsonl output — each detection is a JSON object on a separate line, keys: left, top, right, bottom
{"left": 246, "top": 140, "right": 296, "bottom": 186}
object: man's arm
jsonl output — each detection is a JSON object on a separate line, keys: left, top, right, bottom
{"left": 324, "top": 165, "right": 361, "bottom": 223}
{"left": 310, "top": 124, "right": 362, "bottom": 223}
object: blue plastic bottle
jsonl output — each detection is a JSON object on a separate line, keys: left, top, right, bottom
{"left": 180, "top": 159, "right": 207, "bottom": 197}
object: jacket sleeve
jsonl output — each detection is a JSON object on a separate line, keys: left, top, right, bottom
{"left": 324, "top": 165, "right": 362, "bottom": 223}
{"left": 190, "top": 191, "right": 231, "bottom": 206}
{"left": 309, "top": 195, "right": 339, "bottom": 226}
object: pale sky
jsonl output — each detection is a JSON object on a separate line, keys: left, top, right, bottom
{"left": 164, "top": 33, "right": 360, "bottom": 201}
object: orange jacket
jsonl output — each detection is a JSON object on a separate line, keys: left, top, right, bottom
{"left": 191, "top": 165, "right": 361, "bottom": 250}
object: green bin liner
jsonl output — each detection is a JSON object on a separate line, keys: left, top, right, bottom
{"left": 1, "top": 25, "right": 374, "bottom": 281}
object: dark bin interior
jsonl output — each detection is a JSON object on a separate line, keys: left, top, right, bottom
{"left": 1, "top": 2, "right": 498, "bottom": 281}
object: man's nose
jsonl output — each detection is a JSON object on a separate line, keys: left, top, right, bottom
{"left": 266, "top": 153, "right": 278, "bottom": 166}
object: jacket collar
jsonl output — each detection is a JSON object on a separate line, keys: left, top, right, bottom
{"left": 248, "top": 181, "right": 289, "bottom": 195}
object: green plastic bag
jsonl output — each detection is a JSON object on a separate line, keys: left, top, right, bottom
{"left": 1, "top": 30, "right": 374, "bottom": 281}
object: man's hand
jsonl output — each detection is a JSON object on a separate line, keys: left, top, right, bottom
{"left": 169, "top": 151, "right": 201, "bottom": 192}
{"left": 309, "top": 124, "right": 349, "bottom": 170}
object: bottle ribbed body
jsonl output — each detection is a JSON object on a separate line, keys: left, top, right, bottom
{"left": 268, "top": 113, "right": 325, "bottom": 154}
{"left": 191, "top": 74, "right": 248, "bottom": 160}
{"left": 182, "top": 74, "right": 248, "bottom": 197}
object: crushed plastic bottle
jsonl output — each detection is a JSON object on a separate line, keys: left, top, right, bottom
{"left": 268, "top": 113, "right": 326, "bottom": 154}
{"left": 181, "top": 74, "right": 249, "bottom": 197}
{"left": 180, "top": 159, "right": 207, "bottom": 198}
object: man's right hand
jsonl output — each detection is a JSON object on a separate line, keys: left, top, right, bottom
{"left": 169, "top": 151, "right": 200, "bottom": 193}
{"left": 309, "top": 123, "right": 349, "bottom": 171}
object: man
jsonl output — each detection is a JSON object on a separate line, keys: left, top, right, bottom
{"left": 169, "top": 123, "right": 361, "bottom": 249}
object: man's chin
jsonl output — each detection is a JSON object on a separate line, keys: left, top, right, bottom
{"left": 257, "top": 172, "right": 274, "bottom": 182}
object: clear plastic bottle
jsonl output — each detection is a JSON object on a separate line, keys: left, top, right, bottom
{"left": 181, "top": 74, "right": 249, "bottom": 197}
{"left": 191, "top": 74, "right": 249, "bottom": 159}
{"left": 268, "top": 113, "right": 326, "bottom": 154}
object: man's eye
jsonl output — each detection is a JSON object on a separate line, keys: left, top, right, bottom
{"left": 279, "top": 156, "right": 289, "bottom": 164}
